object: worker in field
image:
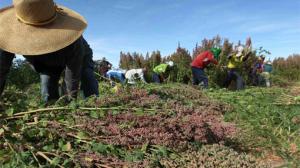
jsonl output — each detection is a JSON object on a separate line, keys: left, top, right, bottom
{"left": 191, "top": 48, "right": 221, "bottom": 88}
{"left": 125, "top": 68, "right": 147, "bottom": 84}
{"left": 152, "top": 61, "right": 174, "bottom": 83}
{"left": 251, "top": 55, "right": 265, "bottom": 86}
{"left": 261, "top": 60, "right": 273, "bottom": 87}
{"left": 106, "top": 69, "right": 126, "bottom": 84}
{"left": 223, "top": 45, "right": 251, "bottom": 90}
{"left": 0, "top": 0, "right": 98, "bottom": 102}
{"left": 95, "top": 58, "right": 112, "bottom": 77}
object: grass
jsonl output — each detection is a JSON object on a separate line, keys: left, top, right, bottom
{"left": 206, "top": 85, "right": 300, "bottom": 166}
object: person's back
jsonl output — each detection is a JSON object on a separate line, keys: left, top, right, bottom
{"left": 106, "top": 69, "right": 125, "bottom": 83}
{"left": 191, "top": 51, "right": 217, "bottom": 69}
{"left": 125, "top": 69, "right": 146, "bottom": 84}
{"left": 264, "top": 64, "right": 273, "bottom": 73}
{"left": 227, "top": 55, "right": 244, "bottom": 69}
{"left": 153, "top": 64, "right": 168, "bottom": 74}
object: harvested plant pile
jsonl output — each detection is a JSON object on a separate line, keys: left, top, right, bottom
{"left": 0, "top": 84, "right": 265, "bottom": 167}
{"left": 161, "top": 144, "right": 268, "bottom": 168}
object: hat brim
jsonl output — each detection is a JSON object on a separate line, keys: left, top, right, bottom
{"left": 0, "top": 5, "right": 87, "bottom": 55}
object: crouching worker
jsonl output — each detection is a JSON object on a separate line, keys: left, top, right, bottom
{"left": 0, "top": 0, "right": 88, "bottom": 103}
{"left": 251, "top": 55, "right": 265, "bottom": 86}
{"left": 224, "top": 46, "right": 251, "bottom": 90}
{"left": 152, "top": 61, "right": 174, "bottom": 83}
{"left": 125, "top": 68, "right": 147, "bottom": 84}
{"left": 191, "top": 48, "right": 221, "bottom": 88}
{"left": 261, "top": 61, "right": 273, "bottom": 87}
{"left": 95, "top": 58, "right": 112, "bottom": 77}
{"left": 106, "top": 69, "right": 126, "bottom": 85}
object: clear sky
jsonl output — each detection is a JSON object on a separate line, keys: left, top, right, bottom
{"left": 1, "top": 0, "right": 300, "bottom": 66}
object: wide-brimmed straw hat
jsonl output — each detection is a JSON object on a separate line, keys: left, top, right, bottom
{"left": 0, "top": 0, "right": 87, "bottom": 55}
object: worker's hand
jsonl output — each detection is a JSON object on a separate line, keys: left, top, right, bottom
{"left": 227, "top": 54, "right": 233, "bottom": 59}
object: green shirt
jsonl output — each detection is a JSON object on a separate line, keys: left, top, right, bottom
{"left": 153, "top": 64, "right": 168, "bottom": 74}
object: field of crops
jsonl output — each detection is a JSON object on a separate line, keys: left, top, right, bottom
{"left": 0, "top": 83, "right": 299, "bottom": 167}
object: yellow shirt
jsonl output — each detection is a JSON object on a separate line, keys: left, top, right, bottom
{"left": 227, "top": 55, "right": 244, "bottom": 69}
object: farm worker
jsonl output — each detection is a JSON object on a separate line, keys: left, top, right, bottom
{"left": 261, "top": 60, "right": 273, "bottom": 87}
{"left": 125, "top": 68, "right": 147, "bottom": 84}
{"left": 95, "top": 58, "right": 112, "bottom": 76}
{"left": 0, "top": 0, "right": 97, "bottom": 102}
{"left": 152, "top": 61, "right": 174, "bottom": 83}
{"left": 106, "top": 69, "right": 126, "bottom": 84}
{"left": 191, "top": 48, "right": 221, "bottom": 88}
{"left": 251, "top": 55, "right": 265, "bottom": 86}
{"left": 223, "top": 45, "right": 251, "bottom": 90}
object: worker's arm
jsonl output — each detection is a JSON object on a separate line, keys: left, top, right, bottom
{"left": 64, "top": 37, "right": 84, "bottom": 99}
{"left": 242, "top": 51, "right": 252, "bottom": 62}
{"left": 0, "top": 50, "right": 15, "bottom": 96}
{"left": 211, "top": 58, "right": 218, "bottom": 65}
{"left": 139, "top": 72, "right": 147, "bottom": 83}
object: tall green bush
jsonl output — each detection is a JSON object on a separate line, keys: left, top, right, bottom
{"left": 7, "top": 59, "right": 39, "bottom": 89}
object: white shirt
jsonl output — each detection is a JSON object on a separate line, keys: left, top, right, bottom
{"left": 125, "top": 69, "right": 146, "bottom": 84}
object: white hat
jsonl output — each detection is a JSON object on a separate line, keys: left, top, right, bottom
{"left": 236, "top": 46, "right": 244, "bottom": 57}
{"left": 167, "top": 61, "right": 174, "bottom": 67}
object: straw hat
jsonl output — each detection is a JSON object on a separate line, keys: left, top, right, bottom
{"left": 0, "top": 0, "right": 87, "bottom": 55}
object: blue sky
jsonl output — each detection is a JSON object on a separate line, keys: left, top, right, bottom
{"left": 1, "top": 0, "right": 300, "bottom": 66}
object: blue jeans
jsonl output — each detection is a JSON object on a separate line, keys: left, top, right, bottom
{"left": 192, "top": 67, "right": 208, "bottom": 88}
{"left": 224, "top": 69, "right": 244, "bottom": 90}
{"left": 40, "top": 73, "right": 62, "bottom": 102}
{"left": 152, "top": 73, "right": 161, "bottom": 83}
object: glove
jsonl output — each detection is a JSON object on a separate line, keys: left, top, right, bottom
{"left": 227, "top": 54, "right": 233, "bottom": 59}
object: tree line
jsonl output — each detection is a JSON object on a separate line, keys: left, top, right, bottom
{"left": 5, "top": 35, "right": 300, "bottom": 90}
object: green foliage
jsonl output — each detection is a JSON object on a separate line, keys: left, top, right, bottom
{"left": 207, "top": 87, "right": 300, "bottom": 165}
{"left": 165, "top": 47, "right": 192, "bottom": 84}
{"left": 7, "top": 59, "right": 39, "bottom": 90}
{"left": 272, "top": 55, "right": 300, "bottom": 82}
{"left": 118, "top": 35, "right": 279, "bottom": 88}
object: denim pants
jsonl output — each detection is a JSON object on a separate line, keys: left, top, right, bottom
{"left": 0, "top": 52, "right": 14, "bottom": 95}
{"left": 192, "top": 67, "right": 208, "bottom": 88}
{"left": 224, "top": 69, "right": 244, "bottom": 90}
{"left": 152, "top": 73, "right": 161, "bottom": 83}
{"left": 25, "top": 38, "right": 84, "bottom": 102}
{"left": 40, "top": 72, "right": 63, "bottom": 102}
